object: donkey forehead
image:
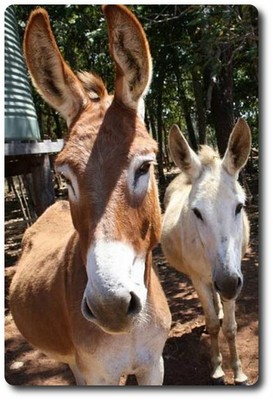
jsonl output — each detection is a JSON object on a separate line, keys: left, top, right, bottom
{"left": 192, "top": 165, "right": 245, "bottom": 206}
{"left": 55, "top": 99, "right": 157, "bottom": 174}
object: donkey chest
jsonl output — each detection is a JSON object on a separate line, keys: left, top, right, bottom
{"left": 77, "top": 323, "right": 164, "bottom": 378}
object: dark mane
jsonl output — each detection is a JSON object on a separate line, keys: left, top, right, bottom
{"left": 77, "top": 71, "right": 107, "bottom": 100}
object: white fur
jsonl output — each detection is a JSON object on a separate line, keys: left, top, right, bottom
{"left": 72, "top": 327, "right": 165, "bottom": 385}
{"left": 138, "top": 97, "right": 146, "bottom": 120}
{"left": 84, "top": 240, "right": 147, "bottom": 309}
{"left": 161, "top": 125, "right": 250, "bottom": 384}
{"left": 187, "top": 166, "right": 246, "bottom": 279}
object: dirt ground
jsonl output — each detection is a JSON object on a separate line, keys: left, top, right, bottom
{"left": 4, "top": 177, "right": 259, "bottom": 386}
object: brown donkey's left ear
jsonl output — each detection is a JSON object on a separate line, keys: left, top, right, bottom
{"left": 103, "top": 5, "right": 152, "bottom": 115}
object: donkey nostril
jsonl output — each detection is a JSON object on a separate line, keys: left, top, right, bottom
{"left": 127, "top": 291, "right": 141, "bottom": 315}
{"left": 82, "top": 297, "right": 95, "bottom": 320}
{"left": 214, "top": 280, "right": 221, "bottom": 293}
{"left": 237, "top": 276, "right": 242, "bottom": 288}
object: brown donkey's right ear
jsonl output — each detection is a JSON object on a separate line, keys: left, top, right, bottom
{"left": 24, "top": 8, "right": 87, "bottom": 126}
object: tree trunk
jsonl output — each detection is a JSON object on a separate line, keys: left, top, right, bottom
{"left": 147, "top": 104, "right": 165, "bottom": 201}
{"left": 207, "top": 44, "right": 234, "bottom": 156}
{"left": 146, "top": 105, "right": 157, "bottom": 142}
{"left": 155, "top": 68, "right": 166, "bottom": 188}
{"left": 180, "top": 92, "right": 198, "bottom": 152}
{"left": 192, "top": 69, "right": 207, "bottom": 145}
{"left": 173, "top": 58, "right": 198, "bottom": 151}
{"left": 30, "top": 154, "right": 55, "bottom": 216}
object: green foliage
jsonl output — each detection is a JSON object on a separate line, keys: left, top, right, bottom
{"left": 13, "top": 5, "right": 258, "bottom": 153}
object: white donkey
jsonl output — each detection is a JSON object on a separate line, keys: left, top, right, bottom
{"left": 161, "top": 118, "right": 251, "bottom": 384}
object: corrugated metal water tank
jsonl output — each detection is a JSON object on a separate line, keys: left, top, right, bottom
{"left": 5, "top": 6, "right": 40, "bottom": 141}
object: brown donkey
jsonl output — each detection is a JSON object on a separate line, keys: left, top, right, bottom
{"left": 10, "top": 6, "right": 171, "bottom": 385}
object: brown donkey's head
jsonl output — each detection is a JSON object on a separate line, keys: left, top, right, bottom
{"left": 24, "top": 6, "right": 161, "bottom": 333}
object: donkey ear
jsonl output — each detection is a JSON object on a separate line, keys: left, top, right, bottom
{"left": 169, "top": 125, "right": 202, "bottom": 180}
{"left": 222, "top": 118, "right": 252, "bottom": 177}
{"left": 102, "top": 5, "right": 152, "bottom": 115}
{"left": 24, "top": 8, "right": 87, "bottom": 126}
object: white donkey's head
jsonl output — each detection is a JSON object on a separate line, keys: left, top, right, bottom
{"left": 169, "top": 119, "right": 251, "bottom": 300}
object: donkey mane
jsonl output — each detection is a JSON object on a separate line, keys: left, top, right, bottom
{"left": 198, "top": 145, "right": 220, "bottom": 168}
{"left": 77, "top": 71, "right": 108, "bottom": 100}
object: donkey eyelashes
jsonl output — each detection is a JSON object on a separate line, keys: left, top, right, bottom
{"left": 235, "top": 202, "right": 244, "bottom": 216}
{"left": 136, "top": 161, "right": 151, "bottom": 178}
{"left": 58, "top": 169, "right": 78, "bottom": 200}
{"left": 63, "top": 177, "right": 76, "bottom": 198}
{"left": 192, "top": 207, "right": 204, "bottom": 222}
{"left": 134, "top": 160, "right": 156, "bottom": 184}
{"left": 126, "top": 154, "right": 156, "bottom": 204}
{"left": 61, "top": 172, "right": 72, "bottom": 187}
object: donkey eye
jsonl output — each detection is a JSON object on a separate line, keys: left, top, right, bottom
{"left": 135, "top": 162, "right": 151, "bottom": 181}
{"left": 193, "top": 208, "right": 203, "bottom": 222}
{"left": 128, "top": 155, "right": 155, "bottom": 201}
{"left": 235, "top": 203, "right": 244, "bottom": 215}
{"left": 61, "top": 173, "right": 72, "bottom": 187}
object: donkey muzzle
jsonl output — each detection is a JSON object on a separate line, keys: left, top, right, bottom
{"left": 81, "top": 289, "right": 142, "bottom": 333}
{"left": 214, "top": 272, "right": 243, "bottom": 300}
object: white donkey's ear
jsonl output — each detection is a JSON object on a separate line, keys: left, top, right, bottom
{"left": 222, "top": 118, "right": 252, "bottom": 177}
{"left": 103, "top": 5, "right": 152, "bottom": 116}
{"left": 168, "top": 125, "right": 202, "bottom": 180}
{"left": 24, "top": 8, "right": 87, "bottom": 127}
